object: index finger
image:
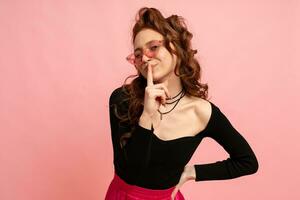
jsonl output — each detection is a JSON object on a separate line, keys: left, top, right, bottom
{"left": 147, "top": 63, "right": 153, "bottom": 86}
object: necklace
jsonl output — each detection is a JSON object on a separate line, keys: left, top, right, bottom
{"left": 165, "top": 88, "right": 184, "bottom": 104}
{"left": 157, "top": 88, "right": 186, "bottom": 120}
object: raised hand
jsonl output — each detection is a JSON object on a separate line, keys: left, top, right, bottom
{"left": 142, "top": 63, "right": 170, "bottom": 127}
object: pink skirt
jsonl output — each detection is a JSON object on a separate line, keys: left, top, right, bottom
{"left": 105, "top": 172, "right": 185, "bottom": 200}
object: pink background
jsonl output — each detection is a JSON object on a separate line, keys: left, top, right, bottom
{"left": 0, "top": 0, "right": 299, "bottom": 199}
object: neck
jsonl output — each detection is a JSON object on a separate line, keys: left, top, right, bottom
{"left": 155, "top": 73, "right": 183, "bottom": 100}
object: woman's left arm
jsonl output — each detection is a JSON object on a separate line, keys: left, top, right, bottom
{"left": 172, "top": 104, "right": 259, "bottom": 199}
{"left": 194, "top": 105, "right": 259, "bottom": 181}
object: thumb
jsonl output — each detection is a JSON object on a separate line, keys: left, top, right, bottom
{"left": 171, "top": 184, "right": 180, "bottom": 200}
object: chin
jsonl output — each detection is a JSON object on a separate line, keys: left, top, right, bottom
{"left": 153, "top": 75, "right": 167, "bottom": 84}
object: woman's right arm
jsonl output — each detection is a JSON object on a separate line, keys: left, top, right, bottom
{"left": 109, "top": 87, "right": 155, "bottom": 171}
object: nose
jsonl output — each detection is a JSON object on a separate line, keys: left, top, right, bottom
{"left": 141, "top": 53, "right": 151, "bottom": 63}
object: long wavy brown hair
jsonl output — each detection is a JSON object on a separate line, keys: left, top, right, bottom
{"left": 111, "top": 7, "right": 209, "bottom": 149}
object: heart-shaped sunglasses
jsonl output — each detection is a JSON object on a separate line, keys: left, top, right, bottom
{"left": 126, "top": 40, "right": 164, "bottom": 67}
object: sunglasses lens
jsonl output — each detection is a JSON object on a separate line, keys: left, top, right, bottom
{"left": 126, "top": 54, "right": 135, "bottom": 65}
{"left": 126, "top": 40, "right": 163, "bottom": 66}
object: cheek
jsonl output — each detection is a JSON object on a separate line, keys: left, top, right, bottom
{"left": 160, "top": 57, "right": 175, "bottom": 72}
{"left": 157, "top": 51, "right": 173, "bottom": 67}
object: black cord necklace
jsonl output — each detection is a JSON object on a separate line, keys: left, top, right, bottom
{"left": 157, "top": 88, "right": 186, "bottom": 120}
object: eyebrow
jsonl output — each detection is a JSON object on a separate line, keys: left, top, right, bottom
{"left": 134, "top": 40, "right": 157, "bottom": 52}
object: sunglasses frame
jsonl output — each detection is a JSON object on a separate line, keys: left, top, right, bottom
{"left": 126, "top": 40, "right": 165, "bottom": 67}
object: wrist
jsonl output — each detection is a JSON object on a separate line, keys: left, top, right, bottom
{"left": 191, "top": 165, "right": 196, "bottom": 180}
{"left": 186, "top": 165, "right": 196, "bottom": 180}
{"left": 141, "top": 111, "right": 154, "bottom": 119}
{"left": 139, "top": 112, "right": 153, "bottom": 130}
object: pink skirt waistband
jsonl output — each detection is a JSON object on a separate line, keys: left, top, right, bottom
{"left": 105, "top": 172, "right": 185, "bottom": 200}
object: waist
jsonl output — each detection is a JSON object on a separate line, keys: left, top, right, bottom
{"left": 111, "top": 172, "right": 176, "bottom": 196}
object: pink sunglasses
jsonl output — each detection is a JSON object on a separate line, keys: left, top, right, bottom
{"left": 126, "top": 40, "right": 164, "bottom": 67}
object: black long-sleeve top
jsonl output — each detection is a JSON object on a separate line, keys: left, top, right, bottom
{"left": 108, "top": 86, "right": 259, "bottom": 189}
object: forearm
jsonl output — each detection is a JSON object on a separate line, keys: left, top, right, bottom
{"left": 139, "top": 112, "right": 154, "bottom": 130}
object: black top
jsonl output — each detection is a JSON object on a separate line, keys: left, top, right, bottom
{"left": 108, "top": 86, "right": 259, "bottom": 189}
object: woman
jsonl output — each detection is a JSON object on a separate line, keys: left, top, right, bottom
{"left": 105, "top": 7, "right": 259, "bottom": 200}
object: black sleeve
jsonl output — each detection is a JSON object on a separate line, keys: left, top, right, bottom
{"left": 109, "top": 87, "right": 153, "bottom": 168}
{"left": 194, "top": 105, "right": 259, "bottom": 181}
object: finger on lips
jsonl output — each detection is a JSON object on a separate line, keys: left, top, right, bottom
{"left": 146, "top": 63, "right": 169, "bottom": 105}
{"left": 147, "top": 63, "right": 153, "bottom": 86}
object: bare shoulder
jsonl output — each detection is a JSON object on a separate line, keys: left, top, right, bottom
{"left": 189, "top": 96, "right": 212, "bottom": 124}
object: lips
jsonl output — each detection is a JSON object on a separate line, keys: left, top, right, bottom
{"left": 144, "top": 63, "right": 158, "bottom": 71}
